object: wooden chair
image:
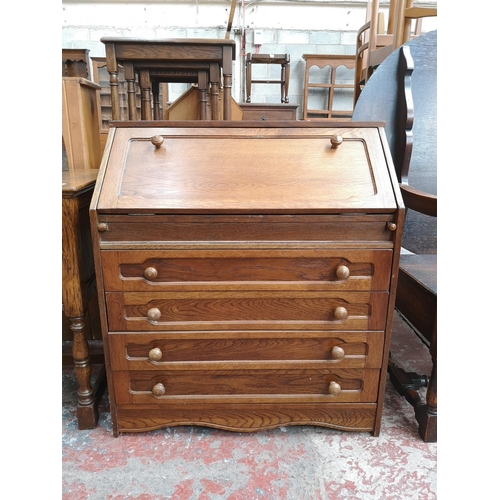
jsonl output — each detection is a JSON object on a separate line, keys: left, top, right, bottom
{"left": 390, "top": 43, "right": 436, "bottom": 442}
{"left": 354, "top": 0, "right": 398, "bottom": 104}
{"left": 352, "top": 30, "right": 437, "bottom": 442}
{"left": 354, "top": 0, "right": 437, "bottom": 105}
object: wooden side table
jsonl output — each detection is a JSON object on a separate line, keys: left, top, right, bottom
{"left": 101, "top": 37, "right": 236, "bottom": 120}
{"left": 245, "top": 53, "right": 290, "bottom": 103}
{"left": 302, "top": 54, "right": 356, "bottom": 120}
{"left": 62, "top": 169, "right": 106, "bottom": 429}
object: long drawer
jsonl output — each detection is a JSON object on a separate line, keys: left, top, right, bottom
{"left": 112, "top": 367, "right": 380, "bottom": 404}
{"left": 100, "top": 249, "right": 393, "bottom": 292}
{"left": 108, "top": 330, "right": 385, "bottom": 369}
{"left": 96, "top": 214, "right": 397, "bottom": 244}
{"left": 114, "top": 402, "right": 378, "bottom": 433}
{"left": 105, "top": 290, "right": 389, "bottom": 331}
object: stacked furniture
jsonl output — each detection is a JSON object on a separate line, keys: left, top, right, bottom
{"left": 354, "top": 0, "right": 437, "bottom": 105}
{"left": 101, "top": 38, "right": 236, "bottom": 121}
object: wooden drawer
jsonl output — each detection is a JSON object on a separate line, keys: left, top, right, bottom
{"left": 96, "top": 214, "right": 397, "bottom": 245}
{"left": 239, "top": 104, "right": 298, "bottom": 121}
{"left": 105, "top": 290, "right": 389, "bottom": 331}
{"left": 108, "top": 331, "right": 385, "bottom": 369}
{"left": 112, "top": 367, "right": 380, "bottom": 404}
{"left": 101, "top": 249, "right": 393, "bottom": 292}
{"left": 114, "top": 402, "right": 378, "bottom": 433}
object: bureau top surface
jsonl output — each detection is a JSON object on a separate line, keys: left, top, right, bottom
{"left": 94, "top": 126, "right": 400, "bottom": 214}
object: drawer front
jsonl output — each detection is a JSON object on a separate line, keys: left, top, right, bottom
{"left": 96, "top": 214, "right": 396, "bottom": 244}
{"left": 112, "top": 368, "right": 380, "bottom": 404}
{"left": 241, "top": 109, "right": 296, "bottom": 121}
{"left": 105, "top": 291, "right": 388, "bottom": 331}
{"left": 108, "top": 331, "right": 384, "bottom": 369}
{"left": 101, "top": 249, "right": 393, "bottom": 292}
{"left": 115, "top": 402, "right": 378, "bottom": 433}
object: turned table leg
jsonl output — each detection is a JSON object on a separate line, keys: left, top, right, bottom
{"left": 62, "top": 173, "right": 105, "bottom": 430}
{"left": 70, "top": 315, "right": 98, "bottom": 428}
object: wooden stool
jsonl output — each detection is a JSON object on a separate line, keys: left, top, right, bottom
{"left": 245, "top": 53, "right": 290, "bottom": 103}
{"left": 302, "top": 54, "right": 356, "bottom": 120}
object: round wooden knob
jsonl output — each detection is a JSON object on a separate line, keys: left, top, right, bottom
{"left": 336, "top": 265, "right": 350, "bottom": 280}
{"left": 330, "top": 136, "right": 343, "bottom": 149}
{"left": 331, "top": 346, "right": 345, "bottom": 360}
{"left": 151, "top": 135, "right": 164, "bottom": 149}
{"left": 387, "top": 222, "right": 397, "bottom": 231}
{"left": 147, "top": 307, "right": 161, "bottom": 322}
{"left": 328, "top": 381, "right": 342, "bottom": 396}
{"left": 334, "top": 307, "right": 348, "bottom": 320}
{"left": 148, "top": 347, "right": 163, "bottom": 361}
{"left": 144, "top": 267, "right": 158, "bottom": 280}
{"left": 97, "top": 222, "right": 108, "bottom": 232}
{"left": 152, "top": 383, "right": 165, "bottom": 397}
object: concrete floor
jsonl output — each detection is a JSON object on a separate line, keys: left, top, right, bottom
{"left": 62, "top": 311, "right": 437, "bottom": 500}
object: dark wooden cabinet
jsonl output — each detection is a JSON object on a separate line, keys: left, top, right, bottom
{"left": 90, "top": 122, "right": 404, "bottom": 437}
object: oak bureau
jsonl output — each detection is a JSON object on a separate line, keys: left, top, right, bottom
{"left": 90, "top": 122, "right": 404, "bottom": 437}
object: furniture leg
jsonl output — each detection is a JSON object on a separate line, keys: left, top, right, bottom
{"left": 124, "top": 62, "right": 137, "bottom": 121}
{"left": 105, "top": 43, "right": 121, "bottom": 120}
{"left": 139, "top": 69, "right": 152, "bottom": 120}
{"left": 152, "top": 81, "right": 160, "bottom": 120}
{"left": 198, "top": 71, "right": 209, "bottom": 120}
{"left": 62, "top": 192, "right": 103, "bottom": 429}
{"left": 222, "top": 46, "right": 232, "bottom": 119}
{"left": 282, "top": 60, "right": 290, "bottom": 103}
{"left": 70, "top": 315, "right": 99, "bottom": 428}
{"left": 210, "top": 63, "right": 220, "bottom": 120}
{"left": 388, "top": 358, "right": 436, "bottom": 442}
{"left": 246, "top": 57, "right": 252, "bottom": 103}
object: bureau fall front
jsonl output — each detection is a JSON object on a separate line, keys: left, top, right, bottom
{"left": 90, "top": 122, "right": 404, "bottom": 437}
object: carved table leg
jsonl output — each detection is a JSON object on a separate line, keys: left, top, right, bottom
{"left": 70, "top": 315, "right": 98, "bottom": 429}
{"left": 210, "top": 63, "right": 220, "bottom": 120}
{"left": 222, "top": 46, "right": 233, "bottom": 120}
{"left": 198, "top": 71, "right": 209, "bottom": 120}
{"left": 63, "top": 177, "right": 106, "bottom": 430}
{"left": 415, "top": 357, "right": 437, "bottom": 442}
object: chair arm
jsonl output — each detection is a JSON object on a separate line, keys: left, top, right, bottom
{"left": 400, "top": 184, "right": 437, "bottom": 217}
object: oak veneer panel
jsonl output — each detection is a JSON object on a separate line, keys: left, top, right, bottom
{"left": 115, "top": 403, "right": 378, "bottom": 433}
{"left": 108, "top": 331, "right": 385, "bottom": 369}
{"left": 113, "top": 368, "right": 380, "bottom": 403}
{"left": 105, "top": 290, "right": 388, "bottom": 332}
{"left": 101, "top": 249, "right": 393, "bottom": 291}
{"left": 96, "top": 127, "right": 397, "bottom": 213}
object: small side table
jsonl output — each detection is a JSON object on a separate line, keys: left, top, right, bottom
{"left": 245, "top": 53, "right": 290, "bottom": 103}
{"left": 62, "top": 169, "right": 106, "bottom": 429}
{"left": 302, "top": 54, "right": 355, "bottom": 120}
